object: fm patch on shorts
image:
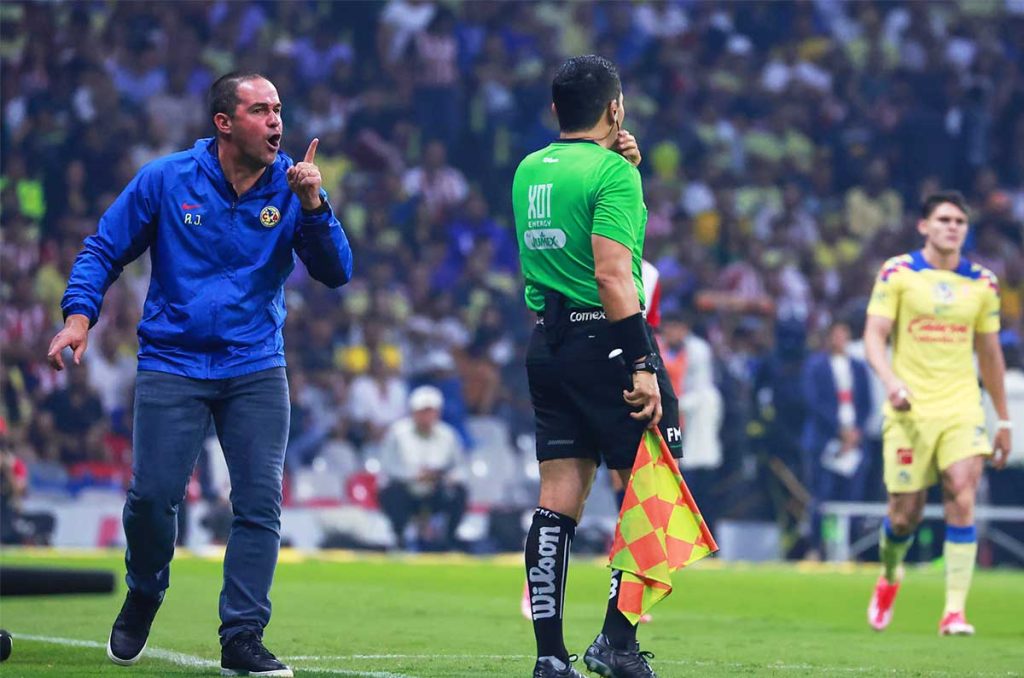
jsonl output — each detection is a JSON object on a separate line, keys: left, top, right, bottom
{"left": 898, "top": 470, "right": 912, "bottom": 485}
{"left": 260, "top": 205, "right": 281, "bottom": 228}
{"left": 897, "top": 448, "right": 913, "bottom": 465}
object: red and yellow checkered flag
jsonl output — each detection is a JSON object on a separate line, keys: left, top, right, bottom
{"left": 609, "top": 428, "right": 718, "bottom": 624}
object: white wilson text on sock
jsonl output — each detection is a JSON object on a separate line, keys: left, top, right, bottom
{"left": 529, "top": 526, "right": 561, "bottom": 619}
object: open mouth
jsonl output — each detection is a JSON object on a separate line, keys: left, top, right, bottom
{"left": 267, "top": 134, "right": 282, "bottom": 151}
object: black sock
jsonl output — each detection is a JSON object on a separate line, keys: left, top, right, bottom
{"left": 525, "top": 507, "right": 576, "bottom": 661}
{"left": 601, "top": 569, "right": 638, "bottom": 649}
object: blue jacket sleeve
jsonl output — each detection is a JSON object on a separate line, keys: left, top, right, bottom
{"left": 852, "top": 359, "right": 873, "bottom": 431}
{"left": 293, "top": 195, "right": 353, "bottom": 289}
{"left": 801, "top": 355, "right": 838, "bottom": 432}
{"left": 60, "top": 165, "right": 160, "bottom": 326}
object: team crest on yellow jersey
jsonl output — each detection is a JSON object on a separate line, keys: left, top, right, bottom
{"left": 260, "top": 206, "right": 281, "bottom": 228}
{"left": 933, "top": 281, "right": 956, "bottom": 304}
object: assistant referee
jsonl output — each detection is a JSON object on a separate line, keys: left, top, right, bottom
{"left": 513, "top": 55, "right": 678, "bottom": 678}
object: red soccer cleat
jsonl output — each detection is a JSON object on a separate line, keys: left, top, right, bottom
{"left": 938, "top": 611, "right": 975, "bottom": 636}
{"left": 867, "top": 575, "right": 901, "bottom": 631}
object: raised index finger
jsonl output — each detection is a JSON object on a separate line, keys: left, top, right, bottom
{"left": 304, "top": 138, "right": 319, "bottom": 164}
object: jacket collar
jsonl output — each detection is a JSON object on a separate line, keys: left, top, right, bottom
{"left": 192, "top": 137, "right": 293, "bottom": 199}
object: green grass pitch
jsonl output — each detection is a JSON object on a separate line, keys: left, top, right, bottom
{"left": 0, "top": 549, "right": 1022, "bottom": 677}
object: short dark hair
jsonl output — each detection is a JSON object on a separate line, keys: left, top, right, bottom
{"left": 208, "top": 71, "right": 267, "bottom": 119}
{"left": 921, "top": 191, "right": 970, "bottom": 219}
{"left": 551, "top": 55, "right": 621, "bottom": 132}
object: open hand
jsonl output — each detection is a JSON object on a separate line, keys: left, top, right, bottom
{"left": 624, "top": 370, "right": 662, "bottom": 429}
{"left": 287, "top": 138, "right": 323, "bottom": 210}
{"left": 47, "top": 314, "right": 90, "bottom": 371}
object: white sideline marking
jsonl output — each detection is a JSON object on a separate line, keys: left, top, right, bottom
{"left": 17, "top": 634, "right": 413, "bottom": 677}
{"left": 17, "top": 635, "right": 1017, "bottom": 677}
{"left": 284, "top": 654, "right": 1012, "bottom": 677}
{"left": 19, "top": 634, "right": 216, "bottom": 669}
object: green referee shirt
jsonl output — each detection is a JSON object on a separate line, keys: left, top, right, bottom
{"left": 512, "top": 139, "right": 647, "bottom": 313}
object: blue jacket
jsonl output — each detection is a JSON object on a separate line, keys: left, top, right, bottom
{"left": 61, "top": 138, "right": 353, "bottom": 379}
{"left": 799, "top": 351, "right": 873, "bottom": 454}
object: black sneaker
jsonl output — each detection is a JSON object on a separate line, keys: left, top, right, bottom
{"left": 220, "top": 632, "right": 293, "bottom": 677}
{"left": 583, "top": 634, "right": 656, "bottom": 678}
{"left": 534, "top": 654, "right": 585, "bottom": 678}
{"left": 106, "top": 591, "right": 162, "bottom": 666}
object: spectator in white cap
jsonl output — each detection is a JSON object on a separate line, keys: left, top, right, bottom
{"left": 377, "top": 385, "right": 468, "bottom": 550}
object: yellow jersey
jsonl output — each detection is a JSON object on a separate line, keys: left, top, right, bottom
{"left": 866, "top": 250, "right": 1000, "bottom": 421}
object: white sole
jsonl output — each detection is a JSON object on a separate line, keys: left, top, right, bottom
{"left": 220, "top": 668, "right": 294, "bottom": 677}
{"left": 106, "top": 633, "right": 146, "bottom": 666}
{"left": 940, "top": 625, "right": 975, "bottom": 636}
{"left": 867, "top": 603, "right": 891, "bottom": 631}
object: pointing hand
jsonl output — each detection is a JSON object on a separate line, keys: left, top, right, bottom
{"left": 286, "top": 138, "right": 323, "bottom": 210}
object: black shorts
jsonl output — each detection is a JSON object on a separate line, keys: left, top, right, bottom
{"left": 526, "top": 317, "right": 682, "bottom": 470}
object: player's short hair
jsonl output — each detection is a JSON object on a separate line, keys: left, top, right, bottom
{"left": 551, "top": 55, "right": 622, "bottom": 133}
{"left": 921, "top": 191, "right": 970, "bottom": 219}
{"left": 208, "top": 71, "right": 268, "bottom": 119}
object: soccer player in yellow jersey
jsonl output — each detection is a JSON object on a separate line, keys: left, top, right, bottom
{"left": 864, "top": 191, "right": 1012, "bottom": 636}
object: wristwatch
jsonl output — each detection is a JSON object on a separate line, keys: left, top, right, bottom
{"left": 630, "top": 353, "right": 660, "bottom": 374}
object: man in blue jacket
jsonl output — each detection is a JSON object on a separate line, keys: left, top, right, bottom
{"left": 799, "top": 320, "right": 873, "bottom": 559}
{"left": 46, "top": 72, "right": 353, "bottom": 677}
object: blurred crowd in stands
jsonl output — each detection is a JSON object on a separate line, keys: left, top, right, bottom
{"left": 2, "top": 1, "right": 1023, "bottom": 554}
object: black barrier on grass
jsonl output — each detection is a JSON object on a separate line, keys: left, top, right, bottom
{"left": 0, "top": 566, "right": 116, "bottom": 596}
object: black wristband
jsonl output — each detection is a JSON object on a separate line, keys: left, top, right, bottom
{"left": 608, "top": 312, "right": 653, "bottom": 362}
{"left": 302, "top": 199, "right": 330, "bottom": 216}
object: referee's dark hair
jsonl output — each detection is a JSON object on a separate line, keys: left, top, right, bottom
{"left": 208, "top": 71, "right": 268, "bottom": 119}
{"left": 551, "top": 55, "right": 622, "bottom": 132}
{"left": 921, "top": 190, "right": 970, "bottom": 219}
